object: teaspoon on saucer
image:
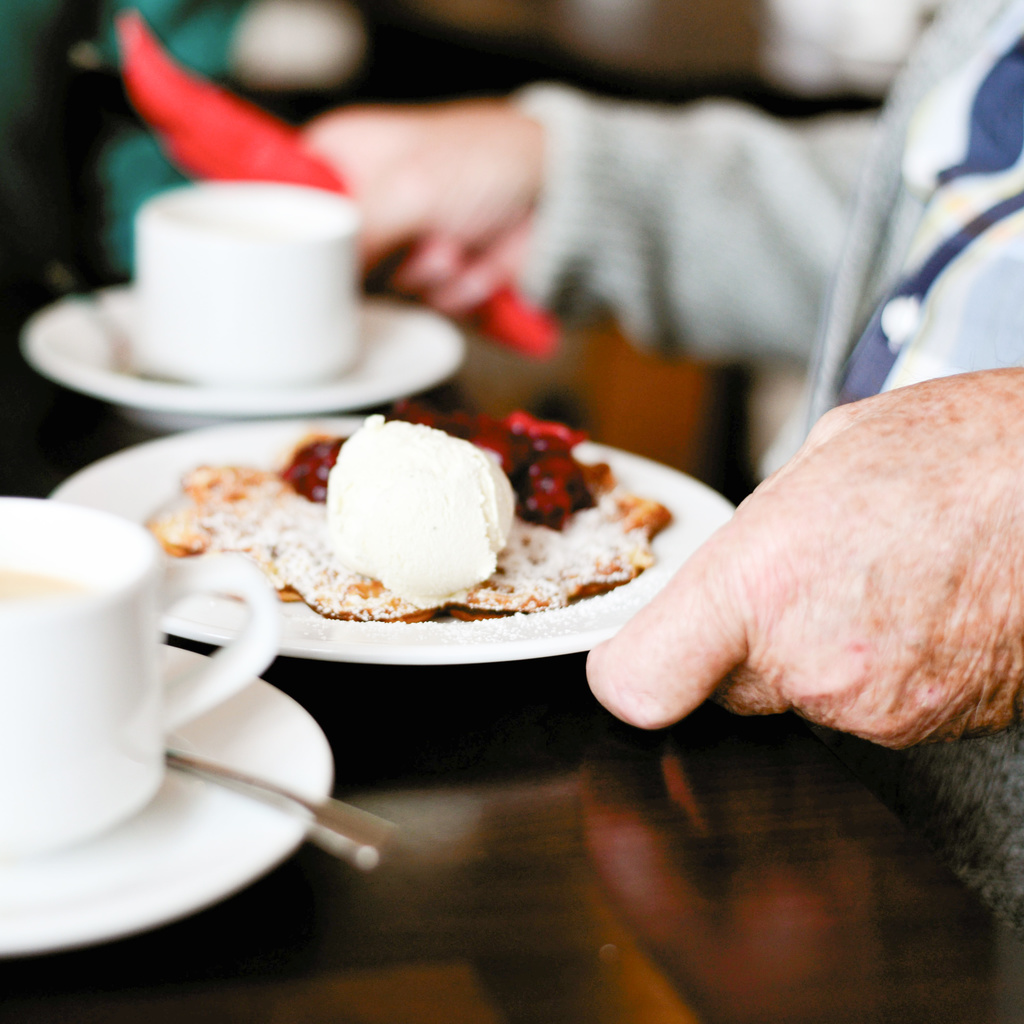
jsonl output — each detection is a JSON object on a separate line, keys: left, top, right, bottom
{"left": 166, "top": 749, "right": 396, "bottom": 870}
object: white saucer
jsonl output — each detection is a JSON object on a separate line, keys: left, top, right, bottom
{"left": 20, "top": 287, "right": 465, "bottom": 428}
{"left": 0, "top": 646, "right": 334, "bottom": 958}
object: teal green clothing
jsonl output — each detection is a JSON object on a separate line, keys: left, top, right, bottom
{"left": 0, "top": 0, "right": 250, "bottom": 291}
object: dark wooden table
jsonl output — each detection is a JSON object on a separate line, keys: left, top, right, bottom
{"left": 2, "top": 288, "right": 1022, "bottom": 1024}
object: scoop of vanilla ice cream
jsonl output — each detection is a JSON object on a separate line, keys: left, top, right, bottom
{"left": 326, "top": 415, "right": 515, "bottom": 606}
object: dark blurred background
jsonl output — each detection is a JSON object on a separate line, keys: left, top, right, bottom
{"left": 14, "top": 0, "right": 920, "bottom": 502}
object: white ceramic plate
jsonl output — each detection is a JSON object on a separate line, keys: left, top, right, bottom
{"left": 51, "top": 417, "right": 735, "bottom": 665}
{"left": 0, "top": 646, "right": 333, "bottom": 957}
{"left": 20, "top": 287, "right": 465, "bottom": 425}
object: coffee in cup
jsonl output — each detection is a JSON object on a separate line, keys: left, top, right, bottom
{"left": 0, "top": 569, "right": 87, "bottom": 600}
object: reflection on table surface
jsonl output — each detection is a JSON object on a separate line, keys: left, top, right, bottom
{"left": 2, "top": 653, "right": 1023, "bottom": 1024}
{"left": 4, "top": 290, "right": 1024, "bottom": 1023}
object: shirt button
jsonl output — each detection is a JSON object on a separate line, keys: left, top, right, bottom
{"left": 880, "top": 294, "right": 922, "bottom": 352}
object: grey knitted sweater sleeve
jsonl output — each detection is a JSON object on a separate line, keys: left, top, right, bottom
{"left": 514, "top": 84, "right": 877, "bottom": 365}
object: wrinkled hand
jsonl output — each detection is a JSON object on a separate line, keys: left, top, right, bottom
{"left": 301, "top": 100, "right": 544, "bottom": 314}
{"left": 588, "top": 369, "right": 1024, "bottom": 748}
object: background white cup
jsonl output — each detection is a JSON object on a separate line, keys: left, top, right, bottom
{"left": 0, "top": 498, "right": 281, "bottom": 859}
{"left": 134, "top": 181, "right": 361, "bottom": 389}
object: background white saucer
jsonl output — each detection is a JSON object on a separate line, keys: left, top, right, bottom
{"left": 20, "top": 287, "right": 465, "bottom": 429}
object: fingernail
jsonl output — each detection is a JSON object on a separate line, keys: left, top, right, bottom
{"left": 397, "top": 247, "right": 456, "bottom": 290}
{"left": 438, "top": 273, "right": 493, "bottom": 313}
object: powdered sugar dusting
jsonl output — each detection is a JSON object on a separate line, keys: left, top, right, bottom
{"left": 150, "top": 463, "right": 667, "bottom": 622}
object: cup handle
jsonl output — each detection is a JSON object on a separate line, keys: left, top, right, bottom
{"left": 160, "top": 554, "right": 281, "bottom": 731}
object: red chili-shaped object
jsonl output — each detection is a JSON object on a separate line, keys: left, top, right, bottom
{"left": 117, "top": 10, "right": 346, "bottom": 192}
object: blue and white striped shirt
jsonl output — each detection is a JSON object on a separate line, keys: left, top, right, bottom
{"left": 840, "top": 1, "right": 1024, "bottom": 402}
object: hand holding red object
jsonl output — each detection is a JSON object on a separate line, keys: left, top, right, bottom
{"left": 115, "top": 10, "right": 559, "bottom": 359}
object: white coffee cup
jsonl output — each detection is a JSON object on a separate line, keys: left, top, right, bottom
{"left": 0, "top": 497, "right": 281, "bottom": 859}
{"left": 133, "top": 181, "right": 361, "bottom": 389}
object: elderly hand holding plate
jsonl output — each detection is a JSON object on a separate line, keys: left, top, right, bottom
{"left": 588, "top": 369, "right": 1024, "bottom": 748}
